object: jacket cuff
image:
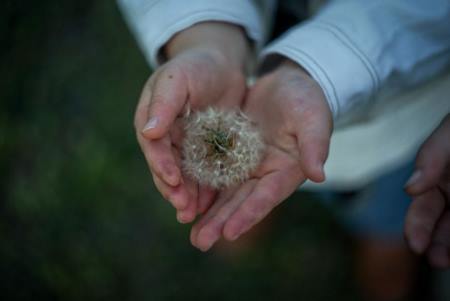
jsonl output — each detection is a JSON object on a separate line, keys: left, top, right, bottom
{"left": 260, "top": 21, "right": 379, "bottom": 120}
{"left": 118, "top": 0, "right": 264, "bottom": 68}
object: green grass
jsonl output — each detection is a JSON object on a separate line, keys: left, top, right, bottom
{"left": 0, "top": 1, "right": 356, "bottom": 300}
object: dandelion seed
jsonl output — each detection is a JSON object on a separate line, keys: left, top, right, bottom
{"left": 182, "top": 107, "right": 265, "bottom": 189}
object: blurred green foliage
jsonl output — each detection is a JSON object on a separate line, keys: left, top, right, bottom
{"left": 0, "top": 1, "right": 356, "bottom": 300}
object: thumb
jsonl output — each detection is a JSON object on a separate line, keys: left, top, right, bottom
{"left": 142, "top": 67, "right": 188, "bottom": 140}
{"left": 295, "top": 107, "right": 332, "bottom": 183}
{"left": 405, "top": 115, "right": 450, "bottom": 195}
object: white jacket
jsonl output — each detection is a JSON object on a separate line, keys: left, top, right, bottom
{"left": 118, "top": 0, "right": 450, "bottom": 189}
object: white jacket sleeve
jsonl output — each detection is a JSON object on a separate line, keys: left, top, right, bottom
{"left": 117, "top": 0, "right": 275, "bottom": 68}
{"left": 260, "top": 0, "right": 450, "bottom": 120}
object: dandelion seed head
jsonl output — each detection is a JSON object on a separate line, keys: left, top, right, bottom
{"left": 182, "top": 107, "right": 265, "bottom": 189}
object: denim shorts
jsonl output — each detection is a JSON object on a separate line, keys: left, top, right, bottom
{"left": 316, "top": 161, "right": 414, "bottom": 241}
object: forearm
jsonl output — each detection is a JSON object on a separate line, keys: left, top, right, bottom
{"left": 164, "top": 22, "right": 250, "bottom": 69}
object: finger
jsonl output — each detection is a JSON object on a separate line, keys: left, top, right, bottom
{"left": 135, "top": 75, "right": 182, "bottom": 187}
{"left": 177, "top": 199, "right": 197, "bottom": 224}
{"left": 176, "top": 177, "right": 199, "bottom": 224}
{"left": 430, "top": 211, "right": 450, "bottom": 246}
{"left": 298, "top": 134, "right": 329, "bottom": 182}
{"left": 164, "top": 146, "right": 200, "bottom": 212}
{"left": 142, "top": 66, "right": 188, "bottom": 140}
{"left": 197, "top": 186, "right": 216, "bottom": 214}
{"left": 190, "top": 189, "right": 234, "bottom": 247}
{"left": 152, "top": 173, "right": 190, "bottom": 211}
{"left": 135, "top": 75, "right": 157, "bottom": 131}
{"left": 427, "top": 211, "right": 450, "bottom": 268}
{"left": 427, "top": 244, "right": 450, "bottom": 269}
{"left": 223, "top": 168, "right": 305, "bottom": 241}
{"left": 138, "top": 135, "right": 181, "bottom": 187}
{"left": 405, "top": 115, "right": 450, "bottom": 195}
{"left": 169, "top": 118, "right": 185, "bottom": 149}
{"left": 293, "top": 106, "right": 332, "bottom": 183}
{"left": 404, "top": 189, "right": 446, "bottom": 254}
{"left": 190, "top": 184, "right": 253, "bottom": 251}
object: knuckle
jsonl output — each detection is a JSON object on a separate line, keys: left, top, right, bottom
{"left": 151, "top": 93, "right": 166, "bottom": 106}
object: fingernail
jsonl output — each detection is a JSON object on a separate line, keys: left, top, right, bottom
{"left": 405, "top": 170, "right": 421, "bottom": 188}
{"left": 228, "top": 225, "right": 241, "bottom": 241}
{"left": 199, "top": 242, "right": 213, "bottom": 252}
{"left": 229, "top": 231, "right": 240, "bottom": 241}
{"left": 176, "top": 211, "right": 189, "bottom": 224}
{"left": 142, "top": 117, "right": 158, "bottom": 132}
{"left": 198, "top": 229, "right": 216, "bottom": 251}
{"left": 225, "top": 221, "right": 242, "bottom": 241}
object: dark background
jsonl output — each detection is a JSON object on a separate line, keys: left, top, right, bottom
{"left": 1, "top": 1, "right": 380, "bottom": 300}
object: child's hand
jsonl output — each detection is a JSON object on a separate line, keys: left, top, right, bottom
{"left": 405, "top": 114, "right": 450, "bottom": 268}
{"left": 189, "top": 59, "right": 333, "bottom": 251}
{"left": 135, "top": 22, "right": 249, "bottom": 223}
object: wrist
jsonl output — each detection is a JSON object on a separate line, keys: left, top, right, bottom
{"left": 164, "top": 21, "right": 250, "bottom": 69}
{"left": 275, "top": 58, "right": 311, "bottom": 79}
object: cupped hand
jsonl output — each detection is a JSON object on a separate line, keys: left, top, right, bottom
{"left": 135, "top": 23, "right": 249, "bottom": 223}
{"left": 190, "top": 59, "right": 333, "bottom": 251}
{"left": 404, "top": 114, "right": 450, "bottom": 268}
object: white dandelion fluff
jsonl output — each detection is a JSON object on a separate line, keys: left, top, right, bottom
{"left": 182, "top": 107, "right": 265, "bottom": 189}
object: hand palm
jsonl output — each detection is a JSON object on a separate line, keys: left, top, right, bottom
{"left": 135, "top": 49, "right": 247, "bottom": 222}
{"left": 190, "top": 61, "right": 333, "bottom": 251}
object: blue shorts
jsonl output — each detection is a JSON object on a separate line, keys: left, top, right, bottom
{"left": 316, "top": 162, "right": 414, "bottom": 241}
